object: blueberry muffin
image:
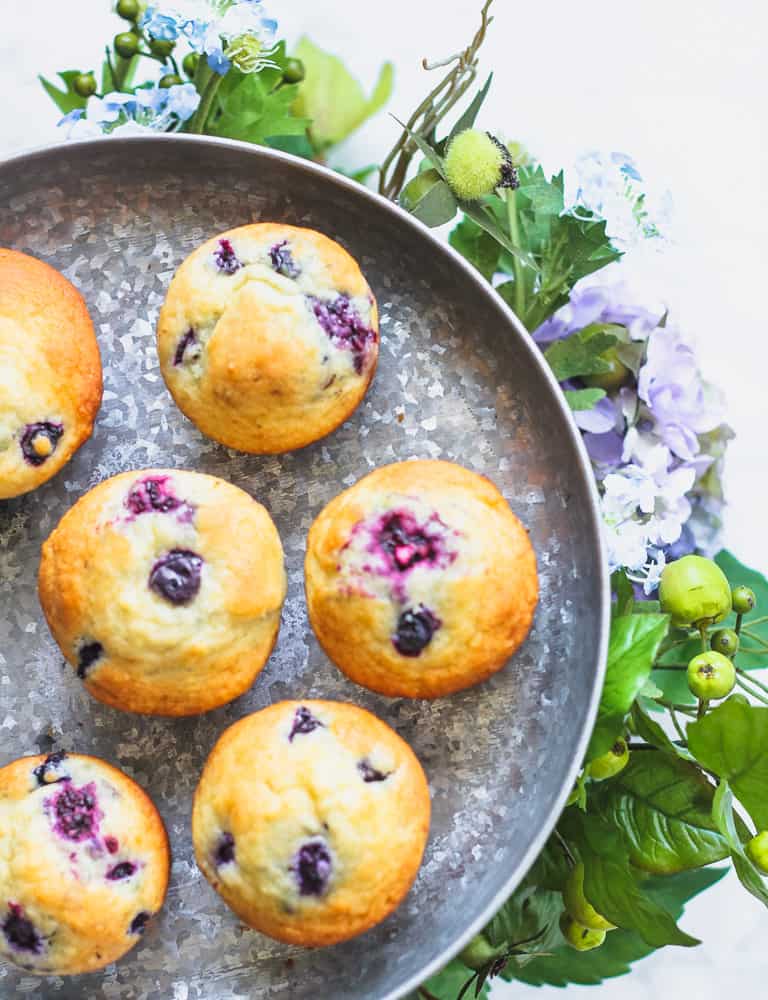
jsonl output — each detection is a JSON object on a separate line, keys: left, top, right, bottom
{"left": 192, "top": 700, "right": 430, "bottom": 946}
{"left": 0, "top": 751, "right": 169, "bottom": 975}
{"left": 157, "top": 223, "right": 379, "bottom": 454}
{"left": 0, "top": 248, "right": 102, "bottom": 499}
{"left": 305, "top": 460, "right": 538, "bottom": 698}
{"left": 38, "top": 468, "right": 286, "bottom": 716}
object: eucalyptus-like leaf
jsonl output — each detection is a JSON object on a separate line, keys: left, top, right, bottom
{"left": 400, "top": 169, "right": 458, "bottom": 227}
{"left": 592, "top": 751, "right": 730, "bottom": 873}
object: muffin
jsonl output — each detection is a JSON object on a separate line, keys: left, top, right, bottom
{"left": 305, "top": 460, "right": 538, "bottom": 698}
{"left": 0, "top": 751, "right": 169, "bottom": 975}
{"left": 38, "top": 468, "right": 286, "bottom": 716}
{"left": 0, "top": 248, "right": 102, "bottom": 499}
{"left": 157, "top": 223, "right": 379, "bottom": 454}
{"left": 192, "top": 700, "right": 430, "bottom": 946}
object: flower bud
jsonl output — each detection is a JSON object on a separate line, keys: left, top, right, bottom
{"left": 444, "top": 129, "right": 519, "bottom": 201}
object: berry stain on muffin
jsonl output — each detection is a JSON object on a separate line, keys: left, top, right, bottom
{"left": 309, "top": 294, "right": 377, "bottom": 375}
{"left": 289, "top": 706, "right": 324, "bottom": 742}
{"left": 213, "top": 238, "right": 242, "bottom": 275}
{"left": 291, "top": 839, "right": 332, "bottom": 897}
{"left": 148, "top": 550, "right": 203, "bottom": 605}
{"left": 173, "top": 328, "right": 198, "bottom": 366}
{"left": 77, "top": 641, "right": 104, "bottom": 679}
{"left": 394, "top": 606, "right": 441, "bottom": 657}
{"left": 20, "top": 422, "right": 63, "bottom": 466}
{"left": 357, "top": 759, "right": 390, "bottom": 783}
{"left": 269, "top": 240, "right": 300, "bottom": 279}
{"left": 375, "top": 510, "right": 456, "bottom": 574}
{"left": 214, "top": 833, "right": 236, "bottom": 866}
{"left": 33, "top": 751, "right": 69, "bottom": 787}
{"left": 105, "top": 836, "right": 119, "bottom": 854}
{"left": 2, "top": 904, "right": 43, "bottom": 954}
{"left": 48, "top": 782, "right": 103, "bottom": 842}
{"left": 124, "top": 475, "right": 192, "bottom": 520}
{"left": 106, "top": 862, "right": 137, "bottom": 881}
{"left": 129, "top": 911, "right": 151, "bottom": 935}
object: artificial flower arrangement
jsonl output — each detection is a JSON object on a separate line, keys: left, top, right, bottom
{"left": 39, "top": 2, "right": 768, "bottom": 997}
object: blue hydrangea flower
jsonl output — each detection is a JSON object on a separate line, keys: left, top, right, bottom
{"left": 164, "top": 82, "right": 201, "bottom": 122}
{"left": 141, "top": 6, "right": 183, "bottom": 41}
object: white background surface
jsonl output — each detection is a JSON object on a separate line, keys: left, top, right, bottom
{"left": 1, "top": 1, "right": 767, "bottom": 997}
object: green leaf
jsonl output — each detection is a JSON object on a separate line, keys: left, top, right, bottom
{"left": 419, "top": 959, "right": 488, "bottom": 1000}
{"left": 611, "top": 568, "right": 634, "bottom": 618}
{"left": 715, "top": 550, "right": 768, "bottom": 669}
{"left": 564, "top": 388, "right": 606, "bottom": 411}
{"left": 39, "top": 70, "right": 88, "bottom": 115}
{"left": 293, "top": 37, "right": 393, "bottom": 149}
{"left": 523, "top": 835, "right": 574, "bottom": 892}
{"left": 592, "top": 750, "right": 730, "bottom": 873}
{"left": 208, "top": 67, "right": 311, "bottom": 145}
{"left": 458, "top": 199, "right": 538, "bottom": 272}
{"left": 400, "top": 170, "right": 458, "bottom": 227}
{"left": 443, "top": 73, "right": 494, "bottom": 147}
{"left": 484, "top": 882, "right": 562, "bottom": 953}
{"left": 449, "top": 217, "right": 501, "bottom": 280}
{"left": 630, "top": 702, "right": 692, "bottom": 760}
{"left": 712, "top": 780, "right": 768, "bottom": 907}
{"left": 505, "top": 867, "right": 726, "bottom": 986}
{"left": 544, "top": 328, "right": 619, "bottom": 381}
{"left": 587, "top": 614, "right": 669, "bottom": 760}
{"left": 688, "top": 697, "right": 768, "bottom": 828}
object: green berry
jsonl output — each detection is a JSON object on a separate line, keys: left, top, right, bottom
{"left": 582, "top": 347, "right": 631, "bottom": 391}
{"left": 659, "top": 555, "right": 732, "bottom": 628}
{"left": 73, "top": 73, "right": 97, "bottom": 98}
{"left": 747, "top": 831, "right": 768, "bottom": 874}
{"left": 114, "top": 31, "right": 140, "bottom": 58}
{"left": 159, "top": 74, "right": 183, "bottom": 89}
{"left": 711, "top": 628, "right": 739, "bottom": 657}
{"left": 183, "top": 52, "right": 200, "bottom": 78}
{"left": 444, "top": 129, "right": 518, "bottom": 201}
{"left": 282, "top": 57, "right": 306, "bottom": 84}
{"left": 458, "top": 932, "right": 505, "bottom": 970}
{"left": 116, "top": 0, "right": 140, "bottom": 20}
{"left": 687, "top": 650, "right": 736, "bottom": 700}
{"left": 559, "top": 913, "right": 606, "bottom": 951}
{"left": 587, "top": 739, "right": 629, "bottom": 781}
{"left": 732, "top": 585, "right": 757, "bottom": 615}
{"left": 150, "top": 37, "right": 176, "bottom": 59}
{"left": 563, "top": 863, "right": 615, "bottom": 931}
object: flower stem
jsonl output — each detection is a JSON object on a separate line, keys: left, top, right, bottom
{"left": 187, "top": 72, "right": 222, "bottom": 134}
{"left": 505, "top": 187, "right": 525, "bottom": 320}
{"left": 742, "top": 628, "right": 768, "bottom": 648}
{"left": 736, "top": 667, "right": 768, "bottom": 697}
{"left": 668, "top": 708, "right": 688, "bottom": 742}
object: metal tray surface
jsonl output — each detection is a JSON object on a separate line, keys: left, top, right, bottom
{"left": 0, "top": 136, "right": 608, "bottom": 1000}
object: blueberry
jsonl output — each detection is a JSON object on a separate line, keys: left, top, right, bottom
{"left": 173, "top": 329, "right": 197, "bottom": 366}
{"left": 213, "top": 238, "right": 242, "bottom": 275}
{"left": 50, "top": 782, "right": 101, "bottom": 841}
{"left": 149, "top": 550, "right": 203, "bottom": 605}
{"left": 20, "top": 422, "right": 63, "bottom": 466}
{"left": 125, "top": 476, "right": 183, "bottom": 516}
{"left": 106, "top": 862, "right": 137, "bottom": 880}
{"left": 291, "top": 839, "right": 332, "bottom": 897}
{"left": 77, "top": 641, "right": 103, "bottom": 679}
{"left": 289, "top": 706, "right": 323, "bottom": 742}
{"left": 214, "top": 832, "right": 235, "bottom": 866}
{"left": 33, "top": 751, "right": 69, "bottom": 787}
{"left": 378, "top": 512, "right": 439, "bottom": 571}
{"left": 309, "top": 294, "right": 376, "bottom": 375}
{"left": 393, "top": 606, "right": 441, "bottom": 657}
{"left": 269, "top": 240, "right": 301, "bottom": 279}
{"left": 129, "top": 911, "right": 151, "bottom": 935}
{"left": 357, "top": 759, "right": 389, "bottom": 783}
{"left": 2, "top": 905, "right": 42, "bottom": 954}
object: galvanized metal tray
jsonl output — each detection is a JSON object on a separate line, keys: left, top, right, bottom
{"left": 0, "top": 136, "right": 608, "bottom": 1000}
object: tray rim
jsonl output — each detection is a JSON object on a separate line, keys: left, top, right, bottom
{"left": 0, "top": 133, "right": 610, "bottom": 1000}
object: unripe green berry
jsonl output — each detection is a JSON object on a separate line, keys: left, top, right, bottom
{"left": 563, "top": 863, "right": 615, "bottom": 931}
{"left": 114, "top": 31, "right": 140, "bottom": 58}
{"left": 582, "top": 346, "right": 632, "bottom": 391}
{"left": 559, "top": 913, "right": 606, "bottom": 951}
{"left": 732, "top": 585, "right": 757, "bottom": 615}
{"left": 587, "top": 739, "right": 629, "bottom": 781}
{"left": 458, "top": 932, "right": 505, "bottom": 970}
{"left": 73, "top": 73, "right": 98, "bottom": 98}
{"left": 687, "top": 650, "right": 736, "bottom": 700}
{"left": 150, "top": 37, "right": 176, "bottom": 59}
{"left": 711, "top": 628, "right": 739, "bottom": 657}
{"left": 747, "top": 831, "right": 768, "bottom": 874}
{"left": 183, "top": 52, "right": 200, "bottom": 78}
{"left": 159, "top": 74, "right": 183, "bottom": 89}
{"left": 282, "top": 57, "right": 306, "bottom": 84}
{"left": 116, "top": 0, "right": 140, "bottom": 20}
{"left": 659, "top": 555, "right": 732, "bottom": 628}
{"left": 444, "top": 129, "right": 518, "bottom": 201}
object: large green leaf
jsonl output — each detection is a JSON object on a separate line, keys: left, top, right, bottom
{"left": 587, "top": 614, "right": 669, "bottom": 760}
{"left": 505, "top": 867, "right": 726, "bottom": 987}
{"left": 209, "top": 61, "right": 311, "bottom": 144}
{"left": 711, "top": 780, "right": 768, "bottom": 907}
{"left": 715, "top": 550, "right": 768, "bottom": 670}
{"left": 544, "top": 326, "right": 618, "bottom": 381}
{"left": 39, "top": 70, "right": 89, "bottom": 115}
{"left": 688, "top": 697, "right": 768, "bottom": 829}
{"left": 418, "top": 959, "right": 489, "bottom": 1000}
{"left": 630, "top": 701, "right": 693, "bottom": 761}
{"left": 293, "top": 37, "right": 393, "bottom": 149}
{"left": 484, "top": 883, "right": 562, "bottom": 954}
{"left": 564, "top": 388, "right": 607, "bottom": 412}
{"left": 593, "top": 751, "right": 730, "bottom": 873}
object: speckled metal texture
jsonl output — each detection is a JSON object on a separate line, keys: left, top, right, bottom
{"left": 0, "top": 136, "right": 608, "bottom": 1000}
